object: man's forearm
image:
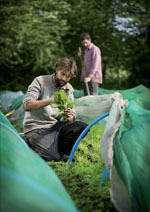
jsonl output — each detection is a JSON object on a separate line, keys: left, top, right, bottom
{"left": 25, "top": 98, "right": 53, "bottom": 111}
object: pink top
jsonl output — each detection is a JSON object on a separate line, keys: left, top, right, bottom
{"left": 81, "top": 43, "right": 102, "bottom": 84}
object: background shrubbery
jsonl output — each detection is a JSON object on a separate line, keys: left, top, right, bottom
{"left": 1, "top": 0, "right": 150, "bottom": 91}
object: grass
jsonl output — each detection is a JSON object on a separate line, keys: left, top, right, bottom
{"left": 13, "top": 118, "right": 117, "bottom": 212}
{"left": 48, "top": 124, "right": 117, "bottom": 212}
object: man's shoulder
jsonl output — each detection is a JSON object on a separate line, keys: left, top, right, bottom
{"left": 36, "top": 75, "right": 52, "bottom": 80}
{"left": 35, "top": 75, "right": 52, "bottom": 86}
{"left": 90, "top": 44, "right": 101, "bottom": 55}
{"left": 92, "top": 43, "right": 100, "bottom": 51}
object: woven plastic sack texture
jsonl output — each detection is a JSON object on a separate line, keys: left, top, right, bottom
{"left": 0, "top": 110, "right": 78, "bottom": 212}
{"left": 74, "top": 85, "right": 150, "bottom": 110}
{"left": 112, "top": 101, "right": 150, "bottom": 212}
{"left": 74, "top": 92, "right": 127, "bottom": 129}
{"left": 99, "top": 85, "right": 150, "bottom": 110}
{"left": 0, "top": 91, "right": 24, "bottom": 121}
{"left": 100, "top": 96, "right": 150, "bottom": 211}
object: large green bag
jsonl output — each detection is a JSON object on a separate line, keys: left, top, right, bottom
{"left": 112, "top": 101, "right": 150, "bottom": 212}
{"left": 0, "top": 110, "right": 78, "bottom": 212}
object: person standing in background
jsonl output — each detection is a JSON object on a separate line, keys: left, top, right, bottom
{"left": 78, "top": 33, "right": 102, "bottom": 96}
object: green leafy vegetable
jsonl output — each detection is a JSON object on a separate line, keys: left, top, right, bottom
{"left": 51, "top": 90, "right": 76, "bottom": 121}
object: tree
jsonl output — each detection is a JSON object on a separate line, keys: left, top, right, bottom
{"left": 112, "top": 0, "right": 150, "bottom": 87}
{"left": 1, "top": 0, "right": 149, "bottom": 91}
{"left": 0, "top": 0, "right": 71, "bottom": 90}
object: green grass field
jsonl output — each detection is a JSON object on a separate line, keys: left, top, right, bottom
{"left": 48, "top": 124, "right": 117, "bottom": 212}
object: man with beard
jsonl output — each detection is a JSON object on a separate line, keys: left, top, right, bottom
{"left": 23, "top": 58, "right": 88, "bottom": 161}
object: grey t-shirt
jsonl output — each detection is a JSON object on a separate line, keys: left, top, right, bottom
{"left": 23, "top": 74, "right": 76, "bottom": 134}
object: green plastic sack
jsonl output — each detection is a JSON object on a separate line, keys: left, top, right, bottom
{"left": 100, "top": 98, "right": 150, "bottom": 212}
{"left": 113, "top": 101, "right": 150, "bottom": 212}
{"left": 10, "top": 94, "right": 24, "bottom": 111}
{"left": 0, "top": 110, "right": 78, "bottom": 212}
{"left": 0, "top": 91, "right": 24, "bottom": 122}
{"left": 74, "top": 84, "right": 150, "bottom": 110}
{"left": 99, "top": 85, "right": 150, "bottom": 110}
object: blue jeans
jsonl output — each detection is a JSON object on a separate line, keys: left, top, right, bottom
{"left": 83, "top": 81, "right": 99, "bottom": 96}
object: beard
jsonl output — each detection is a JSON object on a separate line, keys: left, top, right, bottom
{"left": 55, "top": 75, "right": 67, "bottom": 87}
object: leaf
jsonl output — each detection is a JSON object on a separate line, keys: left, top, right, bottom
{"left": 51, "top": 90, "right": 76, "bottom": 121}
{"left": 51, "top": 103, "right": 58, "bottom": 108}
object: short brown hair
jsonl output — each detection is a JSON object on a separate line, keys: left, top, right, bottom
{"left": 55, "top": 58, "right": 77, "bottom": 77}
{"left": 80, "top": 33, "right": 91, "bottom": 41}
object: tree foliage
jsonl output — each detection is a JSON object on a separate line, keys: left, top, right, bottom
{"left": 0, "top": 0, "right": 71, "bottom": 90}
{"left": 0, "top": 0, "right": 149, "bottom": 91}
{"left": 112, "top": 0, "right": 150, "bottom": 87}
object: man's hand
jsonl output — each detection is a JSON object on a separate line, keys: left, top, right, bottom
{"left": 84, "top": 77, "right": 91, "bottom": 83}
{"left": 64, "top": 108, "right": 74, "bottom": 122}
{"left": 49, "top": 97, "right": 54, "bottom": 104}
{"left": 78, "top": 47, "right": 82, "bottom": 57}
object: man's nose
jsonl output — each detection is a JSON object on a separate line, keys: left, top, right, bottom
{"left": 62, "top": 75, "right": 67, "bottom": 81}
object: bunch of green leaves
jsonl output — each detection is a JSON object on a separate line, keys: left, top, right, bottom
{"left": 51, "top": 90, "right": 76, "bottom": 121}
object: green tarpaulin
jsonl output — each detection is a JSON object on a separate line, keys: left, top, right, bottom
{"left": 0, "top": 110, "right": 78, "bottom": 212}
